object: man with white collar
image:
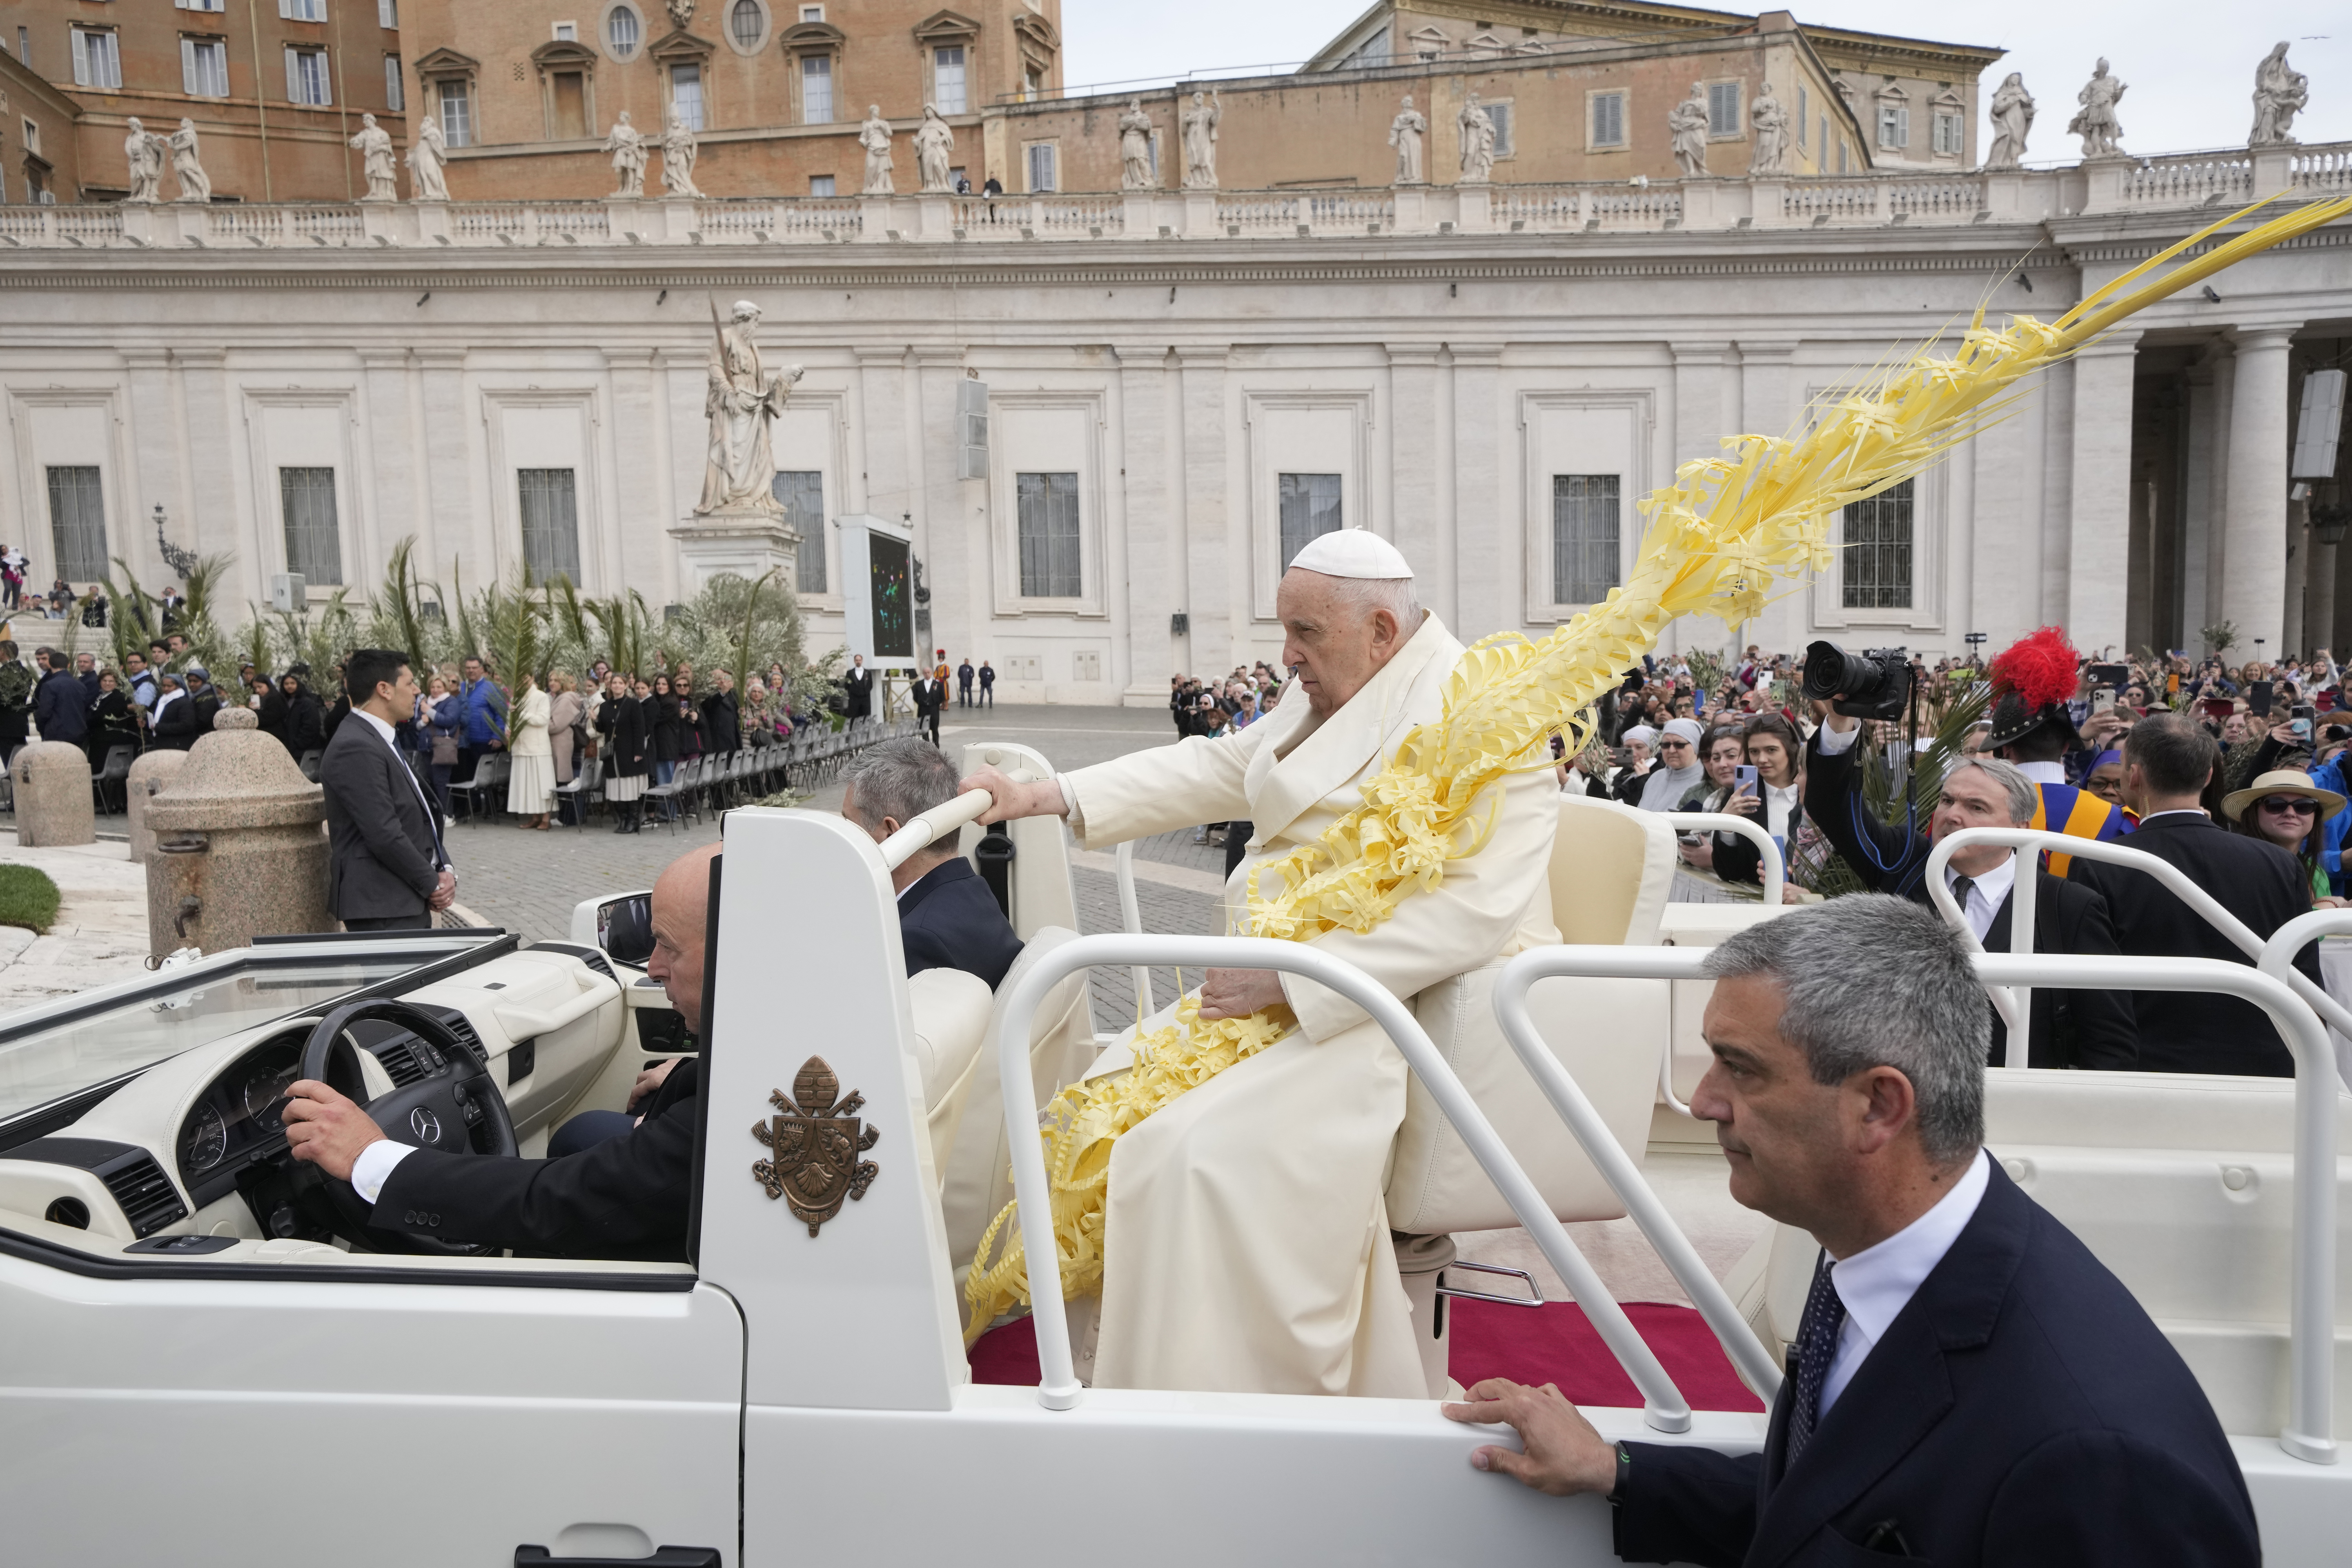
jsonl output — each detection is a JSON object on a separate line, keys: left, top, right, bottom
{"left": 318, "top": 647, "right": 456, "bottom": 931}
{"left": 962, "top": 528, "right": 1559, "bottom": 1397}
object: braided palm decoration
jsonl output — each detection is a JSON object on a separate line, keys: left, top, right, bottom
{"left": 964, "top": 194, "right": 2352, "bottom": 1343}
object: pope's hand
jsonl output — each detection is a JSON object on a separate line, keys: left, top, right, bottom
{"left": 281, "top": 1080, "right": 387, "bottom": 1183}
{"left": 1198, "top": 967, "right": 1285, "bottom": 1020}
{"left": 960, "top": 762, "right": 1067, "bottom": 825}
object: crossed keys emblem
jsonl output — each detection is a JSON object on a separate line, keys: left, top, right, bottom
{"left": 751, "top": 1056, "right": 881, "bottom": 1236}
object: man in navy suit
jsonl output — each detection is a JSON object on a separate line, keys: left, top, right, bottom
{"left": 1445, "top": 896, "right": 2257, "bottom": 1566}
{"left": 842, "top": 736, "right": 1022, "bottom": 989}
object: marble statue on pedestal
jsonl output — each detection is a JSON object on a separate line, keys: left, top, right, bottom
{"left": 604, "top": 111, "right": 647, "bottom": 197}
{"left": 1668, "top": 85, "right": 1710, "bottom": 177}
{"left": 1749, "top": 83, "right": 1789, "bottom": 176}
{"left": 350, "top": 114, "right": 398, "bottom": 201}
{"left": 1985, "top": 73, "right": 2035, "bottom": 170}
{"left": 915, "top": 105, "right": 953, "bottom": 192}
{"left": 1388, "top": 95, "right": 1426, "bottom": 185}
{"left": 123, "top": 120, "right": 165, "bottom": 205}
{"left": 1457, "top": 92, "right": 1496, "bottom": 183}
{"left": 1119, "top": 99, "right": 1156, "bottom": 190}
{"left": 662, "top": 111, "right": 704, "bottom": 198}
{"left": 2069, "top": 58, "right": 2127, "bottom": 158}
{"left": 168, "top": 120, "right": 210, "bottom": 203}
{"left": 1180, "top": 89, "right": 1221, "bottom": 190}
{"left": 2250, "top": 43, "right": 2308, "bottom": 146}
{"left": 859, "top": 106, "right": 896, "bottom": 194}
{"left": 697, "top": 300, "right": 806, "bottom": 516}
{"left": 407, "top": 117, "right": 449, "bottom": 200}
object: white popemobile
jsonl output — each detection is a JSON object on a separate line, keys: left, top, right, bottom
{"left": 0, "top": 740, "right": 2346, "bottom": 1564}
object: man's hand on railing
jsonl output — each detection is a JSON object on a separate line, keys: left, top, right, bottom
{"left": 959, "top": 761, "right": 1067, "bottom": 825}
{"left": 1443, "top": 1378, "right": 1620, "bottom": 1497}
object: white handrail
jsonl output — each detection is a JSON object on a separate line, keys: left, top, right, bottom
{"left": 1926, "top": 826, "right": 2352, "bottom": 1064}
{"left": 989, "top": 933, "right": 1697, "bottom": 1432}
{"left": 878, "top": 788, "right": 993, "bottom": 871}
{"left": 1111, "top": 841, "right": 1157, "bottom": 1014}
{"left": 1493, "top": 942, "right": 2337, "bottom": 1465}
{"left": 1661, "top": 811, "right": 1785, "bottom": 907}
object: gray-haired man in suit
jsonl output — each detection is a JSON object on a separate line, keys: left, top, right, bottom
{"left": 319, "top": 647, "right": 456, "bottom": 931}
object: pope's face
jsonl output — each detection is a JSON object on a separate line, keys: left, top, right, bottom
{"left": 1276, "top": 568, "right": 1406, "bottom": 720}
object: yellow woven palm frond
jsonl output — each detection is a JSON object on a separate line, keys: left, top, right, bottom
{"left": 962, "top": 194, "right": 2352, "bottom": 1344}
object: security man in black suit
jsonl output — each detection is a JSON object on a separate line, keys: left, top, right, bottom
{"left": 2069, "top": 713, "right": 2321, "bottom": 1076}
{"left": 842, "top": 736, "right": 1023, "bottom": 990}
{"left": 1446, "top": 897, "right": 2259, "bottom": 1567}
{"left": 842, "top": 653, "right": 873, "bottom": 719}
{"left": 912, "top": 669, "right": 948, "bottom": 746}
{"left": 318, "top": 648, "right": 456, "bottom": 932}
{"left": 1804, "top": 711, "right": 2132, "bottom": 1069}
{"left": 280, "top": 842, "right": 719, "bottom": 1260}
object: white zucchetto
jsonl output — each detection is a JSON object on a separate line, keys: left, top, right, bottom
{"left": 1287, "top": 528, "right": 1415, "bottom": 581}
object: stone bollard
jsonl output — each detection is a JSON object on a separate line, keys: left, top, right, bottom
{"left": 13, "top": 740, "right": 95, "bottom": 847}
{"left": 143, "top": 708, "right": 332, "bottom": 955}
{"left": 125, "top": 749, "right": 189, "bottom": 863}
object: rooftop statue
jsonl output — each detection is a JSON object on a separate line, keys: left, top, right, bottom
{"left": 2069, "top": 58, "right": 2127, "bottom": 158}
{"left": 1118, "top": 98, "right": 1156, "bottom": 191}
{"left": 407, "top": 116, "right": 449, "bottom": 200}
{"left": 123, "top": 119, "right": 165, "bottom": 205}
{"left": 1985, "top": 73, "right": 2036, "bottom": 171}
{"left": 350, "top": 113, "right": 397, "bottom": 202}
{"left": 915, "top": 105, "right": 954, "bottom": 193}
{"left": 2250, "top": 42, "right": 2309, "bottom": 147}
{"left": 1749, "top": 82, "right": 1790, "bottom": 176}
{"left": 1457, "top": 91, "right": 1496, "bottom": 184}
{"left": 662, "top": 111, "right": 703, "bottom": 199}
{"left": 1669, "top": 83, "right": 1710, "bottom": 177}
{"left": 604, "top": 111, "right": 647, "bottom": 199}
{"left": 1181, "top": 89, "right": 1221, "bottom": 190}
{"left": 859, "top": 105, "right": 895, "bottom": 195}
{"left": 1388, "top": 94, "right": 1426, "bottom": 185}
{"left": 169, "top": 119, "right": 211, "bottom": 205}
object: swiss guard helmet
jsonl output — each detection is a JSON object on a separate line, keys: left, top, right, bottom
{"left": 1984, "top": 626, "right": 2083, "bottom": 752}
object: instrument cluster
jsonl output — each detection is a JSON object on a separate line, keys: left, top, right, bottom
{"left": 175, "top": 1030, "right": 307, "bottom": 1208}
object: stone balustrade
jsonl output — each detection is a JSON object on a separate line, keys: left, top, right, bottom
{"left": 1, "top": 142, "right": 2343, "bottom": 252}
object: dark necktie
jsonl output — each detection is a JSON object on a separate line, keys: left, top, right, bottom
{"left": 1785, "top": 1250, "right": 1847, "bottom": 1466}
{"left": 1950, "top": 875, "right": 1974, "bottom": 922}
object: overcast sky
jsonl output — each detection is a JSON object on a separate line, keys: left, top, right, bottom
{"left": 1061, "top": 3, "right": 2345, "bottom": 158}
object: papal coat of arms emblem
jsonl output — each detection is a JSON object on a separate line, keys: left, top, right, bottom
{"left": 751, "top": 1056, "right": 881, "bottom": 1236}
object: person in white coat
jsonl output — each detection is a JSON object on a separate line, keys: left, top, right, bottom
{"left": 962, "top": 528, "right": 1559, "bottom": 1398}
{"left": 505, "top": 673, "right": 554, "bottom": 831}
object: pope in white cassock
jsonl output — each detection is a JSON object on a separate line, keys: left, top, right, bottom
{"left": 964, "top": 531, "right": 1559, "bottom": 1397}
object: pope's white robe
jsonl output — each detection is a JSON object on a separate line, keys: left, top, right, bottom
{"left": 1062, "top": 613, "right": 1559, "bottom": 1396}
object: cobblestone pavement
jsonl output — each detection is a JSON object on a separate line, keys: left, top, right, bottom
{"left": 444, "top": 704, "right": 1228, "bottom": 1030}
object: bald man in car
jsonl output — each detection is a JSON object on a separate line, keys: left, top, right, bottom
{"left": 280, "top": 843, "right": 719, "bottom": 1260}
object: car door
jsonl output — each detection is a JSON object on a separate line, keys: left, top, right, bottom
{"left": 0, "top": 1246, "right": 742, "bottom": 1566}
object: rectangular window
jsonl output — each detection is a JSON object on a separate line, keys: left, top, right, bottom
{"left": 178, "top": 0, "right": 228, "bottom": 11}
{"left": 378, "top": 0, "right": 398, "bottom": 27}
{"left": 800, "top": 4, "right": 822, "bottom": 18}
{"left": 517, "top": 469, "right": 582, "bottom": 584}
{"left": 1025, "top": 142, "right": 1056, "bottom": 192}
{"left": 1488, "top": 101, "right": 1514, "bottom": 157}
{"left": 71, "top": 28, "right": 123, "bottom": 90}
{"left": 934, "top": 45, "right": 966, "bottom": 115}
{"left": 384, "top": 54, "right": 403, "bottom": 111}
{"left": 1878, "top": 102, "right": 1907, "bottom": 150}
{"left": 279, "top": 0, "right": 327, "bottom": 20}
{"left": 17, "top": 28, "right": 30, "bottom": 66}
{"left": 809, "top": 174, "right": 835, "bottom": 196}
{"left": 554, "top": 21, "right": 577, "bottom": 42}
{"left": 1278, "top": 473, "right": 1343, "bottom": 569}
{"left": 1016, "top": 472, "right": 1081, "bottom": 598}
{"left": 1552, "top": 474, "right": 1620, "bottom": 604}
{"left": 21, "top": 118, "right": 38, "bottom": 157}
{"left": 1591, "top": 92, "right": 1624, "bottom": 148}
{"left": 286, "top": 45, "right": 332, "bottom": 106}
{"left": 800, "top": 54, "right": 831, "bottom": 124}
{"left": 279, "top": 467, "right": 343, "bottom": 587}
{"left": 773, "top": 471, "right": 826, "bottom": 593}
{"left": 1841, "top": 479, "right": 1913, "bottom": 610}
{"left": 183, "top": 37, "right": 230, "bottom": 97}
{"left": 1837, "top": 137, "right": 1848, "bottom": 174}
{"left": 1708, "top": 82, "right": 1740, "bottom": 136}
{"left": 1934, "top": 111, "right": 1962, "bottom": 157}
{"left": 670, "top": 63, "right": 704, "bottom": 131}
{"left": 551, "top": 70, "right": 586, "bottom": 138}
{"left": 1797, "top": 86, "right": 1808, "bottom": 148}
{"left": 45, "top": 467, "right": 107, "bottom": 583}
{"left": 439, "top": 80, "right": 472, "bottom": 147}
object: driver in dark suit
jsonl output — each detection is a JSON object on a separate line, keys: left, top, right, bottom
{"left": 280, "top": 843, "right": 719, "bottom": 1261}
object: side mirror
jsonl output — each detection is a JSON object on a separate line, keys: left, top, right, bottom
{"left": 596, "top": 894, "right": 655, "bottom": 967}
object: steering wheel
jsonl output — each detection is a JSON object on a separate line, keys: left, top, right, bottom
{"left": 296, "top": 999, "right": 517, "bottom": 1255}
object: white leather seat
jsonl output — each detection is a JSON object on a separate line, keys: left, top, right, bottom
{"left": 906, "top": 967, "right": 996, "bottom": 1178}
{"left": 1552, "top": 794, "right": 1678, "bottom": 946}
{"left": 938, "top": 927, "right": 1097, "bottom": 1278}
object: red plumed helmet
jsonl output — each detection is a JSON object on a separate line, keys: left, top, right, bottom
{"left": 1987, "top": 626, "right": 2080, "bottom": 713}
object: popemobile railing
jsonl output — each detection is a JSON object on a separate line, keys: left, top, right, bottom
{"left": 1490, "top": 942, "right": 2341, "bottom": 1468}
{"left": 1662, "top": 811, "right": 1787, "bottom": 907}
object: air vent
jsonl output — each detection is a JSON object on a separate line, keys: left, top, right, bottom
{"left": 435, "top": 1008, "right": 488, "bottom": 1070}
{"left": 577, "top": 949, "right": 615, "bottom": 981}
{"left": 99, "top": 1151, "right": 189, "bottom": 1239}
{"left": 371, "top": 1041, "right": 425, "bottom": 1088}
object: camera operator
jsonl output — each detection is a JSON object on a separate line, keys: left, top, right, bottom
{"left": 1805, "top": 688, "right": 2134, "bottom": 1069}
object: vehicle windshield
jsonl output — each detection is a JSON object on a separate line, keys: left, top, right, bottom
{"left": 0, "top": 938, "right": 497, "bottom": 1126}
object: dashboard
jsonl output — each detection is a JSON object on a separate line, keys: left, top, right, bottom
{"left": 176, "top": 1030, "right": 304, "bottom": 1210}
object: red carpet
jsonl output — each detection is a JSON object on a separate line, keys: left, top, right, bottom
{"left": 970, "top": 1298, "right": 1762, "bottom": 1412}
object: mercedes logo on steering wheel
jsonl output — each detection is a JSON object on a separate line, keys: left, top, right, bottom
{"left": 409, "top": 1107, "right": 443, "bottom": 1144}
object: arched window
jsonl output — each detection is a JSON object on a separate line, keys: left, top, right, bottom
{"left": 731, "top": 0, "right": 763, "bottom": 49}
{"left": 606, "top": 6, "right": 640, "bottom": 57}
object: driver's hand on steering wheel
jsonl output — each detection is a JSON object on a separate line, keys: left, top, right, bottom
{"left": 282, "top": 1080, "right": 387, "bottom": 1182}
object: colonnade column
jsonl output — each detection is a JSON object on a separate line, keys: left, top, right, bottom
{"left": 1448, "top": 344, "right": 1503, "bottom": 639}
{"left": 1114, "top": 344, "right": 1176, "bottom": 702}
{"left": 1734, "top": 341, "right": 1796, "bottom": 652}
{"left": 911, "top": 351, "right": 971, "bottom": 668}
{"left": 358, "top": 349, "right": 423, "bottom": 588}
{"left": 603, "top": 348, "right": 672, "bottom": 604}
{"left": 2179, "top": 349, "right": 2224, "bottom": 641}
{"left": 1172, "top": 346, "right": 1229, "bottom": 673}
{"left": 2221, "top": 325, "right": 2300, "bottom": 655}
{"left": 2064, "top": 332, "right": 2141, "bottom": 656}
{"left": 169, "top": 349, "right": 234, "bottom": 579}
{"left": 1385, "top": 345, "right": 1447, "bottom": 626}
{"left": 121, "top": 350, "right": 180, "bottom": 584}
{"left": 414, "top": 349, "right": 477, "bottom": 591}
{"left": 1671, "top": 341, "right": 1734, "bottom": 651}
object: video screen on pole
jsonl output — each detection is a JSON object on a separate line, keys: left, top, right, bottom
{"left": 868, "top": 534, "right": 914, "bottom": 660}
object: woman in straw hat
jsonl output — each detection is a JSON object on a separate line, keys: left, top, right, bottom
{"left": 2221, "top": 769, "right": 2347, "bottom": 908}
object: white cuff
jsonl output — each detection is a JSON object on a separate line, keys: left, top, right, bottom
{"left": 350, "top": 1139, "right": 419, "bottom": 1205}
{"left": 1813, "top": 720, "right": 1861, "bottom": 757}
{"left": 1057, "top": 775, "right": 1077, "bottom": 815}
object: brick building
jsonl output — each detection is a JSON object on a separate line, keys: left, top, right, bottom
{"left": 1, "top": 44, "right": 81, "bottom": 203}
{"left": 0, "top": 0, "right": 406, "bottom": 204}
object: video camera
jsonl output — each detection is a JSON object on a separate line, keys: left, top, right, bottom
{"left": 1801, "top": 640, "right": 1915, "bottom": 722}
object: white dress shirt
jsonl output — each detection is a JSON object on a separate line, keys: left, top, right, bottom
{"left": 1761, "top": 780, "right": 1798, "bottom": 843}
{"left": 1818, "top": 1148, "right": 1991, "bottom": 1416}
{"left": 350, "top": 1132, "right": 415, "bottom": 1202}
{"left": 1942, "top": 854, "right": 2016, "bottom": 944}
{"left": 1813, "top": 720, "right": 1860, "bottom": 757}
